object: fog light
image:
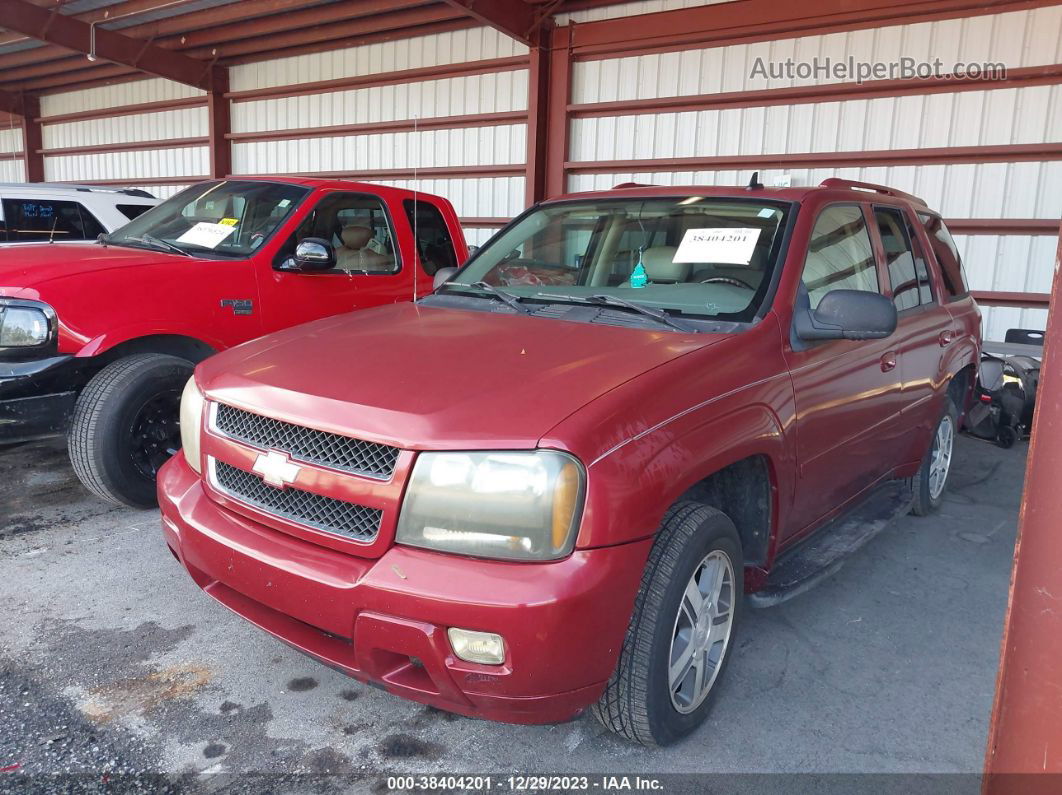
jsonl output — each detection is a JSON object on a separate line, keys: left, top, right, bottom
{"left": 447, "top": 628, "right": 505, "bottom": 665}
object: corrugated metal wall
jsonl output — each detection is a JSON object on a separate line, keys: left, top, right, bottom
{"left": 565, "top": 4, "right": 1062, "bottom": 340}
{"left": 0, "top": 126, "right": 25, "bottom": 182}
{"left": 38, "top": 77, "right": 206, "bottom": 200}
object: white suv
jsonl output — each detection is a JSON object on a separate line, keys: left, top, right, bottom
{"left": 0, "top": 183, "right": 158, "bottom": 244}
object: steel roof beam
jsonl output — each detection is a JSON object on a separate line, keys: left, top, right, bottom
{"left": 0, "top": 0, "right": 223, "bottom": 89}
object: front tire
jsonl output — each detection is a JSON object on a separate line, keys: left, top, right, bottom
{"left": 911, "top": 396, "right": 958, "bottom": 516}
{"left": 69, "top": 353, "right": 193, "bottom": 508}
{"left": 591, "top": 501, "right": 743, "bottom": 746}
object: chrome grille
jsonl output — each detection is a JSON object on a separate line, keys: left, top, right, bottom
{"left": 213, "top": 403, "right": 398, "bottom": 480}
{"left": 213, "top": 460, "right": 382, "bottom": 542}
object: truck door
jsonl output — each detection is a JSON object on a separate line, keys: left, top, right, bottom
{"left": 260, "top": 190, "right": 412, "bottom": 332}
{"left": 871, "top": 206, "right": 954, "bottom": 466}
{"left": 783, "top": 203, "right": 906, "bottom": 537}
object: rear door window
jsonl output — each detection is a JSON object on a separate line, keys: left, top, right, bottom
{"left": 917, "top": 214, "right": 968, "bottom": 300}
{"left": 116, "top": 204, "right": 154, "bottom": 221}
{"left": 1, "top": 198, "right": 105, "bottom": 242}
{"left": 802, "top": 204, "right": 880, "bottom": 309}
{"left": 874, "top": 206, "right": 921, "bottom": 312}
{"left": 403, "top": 199, "right": 458, "bottom": 276}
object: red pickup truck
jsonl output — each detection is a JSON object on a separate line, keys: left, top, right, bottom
{"left": 159, "top": 179, "right": 980, "bottom": 745}
{"left": 0, "top": 177, "right": 467, "bottom": 506}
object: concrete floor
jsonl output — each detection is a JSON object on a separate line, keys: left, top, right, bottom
{"left": 0, "top": 434, "right": 1025, "bottom": 787}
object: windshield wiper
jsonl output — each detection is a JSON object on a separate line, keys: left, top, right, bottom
{"left": 533, "top": 292, "right": 699, "bottom": 333}
{"left": 439, "top": 281, "right": 533, "bottom": 315}
{"left": 122, "top": 234, "right": 192, "bottom": 258}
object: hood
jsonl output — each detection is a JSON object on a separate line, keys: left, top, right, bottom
{"left": 0, "top": 243, "right": 190, "bottom": 296}
{"left": 198, "top": 303, "right": 721, "bottom": 450}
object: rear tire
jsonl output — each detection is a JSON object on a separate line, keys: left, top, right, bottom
{"left": 591, "top": 501, "right": 743, "bottom": 746}
{"left": 69, "top": 353, "right": 193, "bottom": 508}
{"left": 911, "top": 396, "right": 958, "bottom": 516}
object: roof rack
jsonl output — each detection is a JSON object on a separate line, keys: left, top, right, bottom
{"left": 613, "top": 182, "right": 656, "bottom": 189}
{"left": 0, "top": 182, "right": 156, "bottom": 199}
{"left": 819, "top": 178, "right": 927, "bottom": 207}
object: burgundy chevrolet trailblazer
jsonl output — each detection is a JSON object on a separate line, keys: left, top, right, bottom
{"left": 158, "top": 178, "right": 980, "bottom": 745}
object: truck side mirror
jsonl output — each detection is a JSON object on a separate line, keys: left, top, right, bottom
{"left": 433, "top": 266, "right": 457, "bottom": 290}
{"left": 284, "top": 238, "right": 336, "bottom": 272}
{"left": 795, "top": 289, "right": 897, "bottom": 341}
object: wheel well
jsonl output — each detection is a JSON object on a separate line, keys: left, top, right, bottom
{"left": 949, "top": 364, "right": 976, "bottom": 417}
{"left": 96, "top": 335, "right": 216, "bottom": 368}
{"left": 677, "top": 455, "right": 772, "bottom": 566}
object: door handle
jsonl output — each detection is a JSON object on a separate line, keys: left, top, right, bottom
{"left": 880, "top": 351, "right": 897, "bottom": 372}
{"left": 939, "top": 330, "right": 955, "bottom": 347}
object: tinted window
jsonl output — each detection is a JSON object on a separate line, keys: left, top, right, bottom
{"left": 277, "top": 192, "right": 397, "bottom": 273}
{"left": 2, "top": 198, "right": 104, "bottom": 242}
{"left": 874, "top": 206, "right": 921, "bottom": 312}
{"left": 802, "top": 205, "right": 879, "bottom": 309}
{"left": 917, "top": 214, "right": 968, "bottom": 299}
{"left": 116, "top": 204, "right": 154, "bottom": 221}
{"left": 404, "top": 199, "right": 457, "bottom": 276}
{"left": 905, "top": 215, "right": 935, "bottom": 304}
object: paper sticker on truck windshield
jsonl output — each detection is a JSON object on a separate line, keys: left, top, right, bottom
{"left": 176, "top": 222, "right": 236, "bottom": 249}
{"left": 674, "top": 228, "right": 761, "bottom": 265}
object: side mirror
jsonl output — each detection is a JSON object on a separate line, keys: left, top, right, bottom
{"left": 286, "top": 238, "right": 336, "bottom": 272}
{"left": 433, "top": 266, "right": 457, "bottom": 291}
{"left": 795, "top": 289, "right": 897, "bottom": 341}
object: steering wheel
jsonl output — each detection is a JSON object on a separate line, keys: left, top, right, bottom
{"left": 701, "top": 276, "right": 756, "bottom": 290}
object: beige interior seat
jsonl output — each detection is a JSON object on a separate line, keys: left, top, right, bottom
{"left": 335, "top": 225, "right": 393, "bottom": 272}
{"left": 640, "top": 246, "right": 689, "bottom": 282}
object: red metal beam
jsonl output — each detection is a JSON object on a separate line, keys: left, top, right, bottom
{"left": 544, "top": 24, "right": 572, "bottom": 198}
{"left": 565, "top": 0, "right": 1062, "bottom": 58}
{"left": 569, "top": 64, "right": 1062, "bottom": 119}
{"left": 226, "top": 110, "right": 528, "bottom": 142}
{"left": 565, "top": 143, "right": 1062, "bottom": 174}
{"left": 983, "top": 221, "right": 1062, "bottom": 786}
{"left": 970, "top": 291, "right": 1052, "bottom": 309}
{"left": 0, "top": 0, "right": 222, "bottom": 89}
{"left": 208, "top": 71, "right": 231, "bottom": 179}
{"left": 524, "top": 21, "right": 553, "bottom": 205}
{"left": 441, "top": 0, "right": 543, "bottom": 45}
{"left": 0, "top": 86, "right": 32, "bottom": 116}
{"left": 20, "top": 94, "right": 43, "bottom": 182}
{"left": 947, "top": 220, "right": 1061, "bottom": 236}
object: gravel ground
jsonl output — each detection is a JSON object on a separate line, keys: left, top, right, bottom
{"left": 0, "top": 434, "right": 1025, "bottom": 792}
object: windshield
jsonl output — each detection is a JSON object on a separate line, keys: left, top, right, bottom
{"left": 105, "top": 180, "right": 310, "bottom": 258}
{"left": 454, "top": 197, "right": 792, "bottom": 322}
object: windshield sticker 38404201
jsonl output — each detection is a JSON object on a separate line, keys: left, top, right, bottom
{"left": 674, "top": 228, "right": 761, "bottom": 265}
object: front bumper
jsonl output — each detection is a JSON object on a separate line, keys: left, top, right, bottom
{"left": 0, "top": 355, "right": 81, "bottom": 444}
{"left": 158, "top": 454, "right": 651, "bottom": 724}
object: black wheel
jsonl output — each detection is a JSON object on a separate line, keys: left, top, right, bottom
{"left": 911, "top": 396, "right": 958, "bottom": 516}
{"left": 69, "top": 353, "right": 193, "bottom": 508}
{"left": 591, "top": 501, "right": 743, "bottom": 746}
{"left": 996, "top": 425, "right": 1018, "bottom": 449}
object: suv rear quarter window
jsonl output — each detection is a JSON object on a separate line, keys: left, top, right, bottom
{"left": 1, "top": 198, "right": 105, "bottom": 242}
{"left": 917, "top": 214, "right": 969, "bottom": 300}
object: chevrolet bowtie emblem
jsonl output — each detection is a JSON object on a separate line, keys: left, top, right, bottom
{"left": 252, "top": 450, "right": 301, "bottom": 488}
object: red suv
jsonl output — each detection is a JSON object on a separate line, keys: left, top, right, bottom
{"left": 159, "top": 179, "right": 980, "bottom": 745}
{"left": 0, "top": 177, "right": 466, "bottom": 506}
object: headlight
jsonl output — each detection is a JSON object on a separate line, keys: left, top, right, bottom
{"left": 396, "top": 451, "right": 585, "bottom": 562}
{"left": 179, "top": 376, "right": 205, "bottom": 474}
{"left": 0, "top": 300, "right": 52, "bottom": 347}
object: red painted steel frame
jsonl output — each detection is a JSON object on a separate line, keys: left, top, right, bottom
{"left": 983, "top": 222, "right": 1062, "bottom": 788}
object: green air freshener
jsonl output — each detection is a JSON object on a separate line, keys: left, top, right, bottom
{"left": 630, "top": 261, "right": 648, "bottom": 288}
